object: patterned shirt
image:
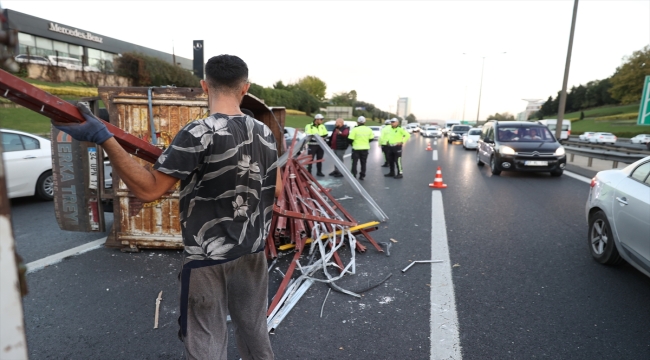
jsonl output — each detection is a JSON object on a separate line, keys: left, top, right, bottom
{"left": 154, "top": 113, "right": 278, "bottom": 262}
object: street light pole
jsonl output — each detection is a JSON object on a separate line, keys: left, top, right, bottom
{"left": 556, "top": 0, "right": 579, "bottom": 141}
{"left": 476, "top": 57, "right": 486, "bottom": 124}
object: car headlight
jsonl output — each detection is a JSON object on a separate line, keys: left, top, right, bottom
{"left": 450, "top": 132, "right": 456, "bottom": 136}
{"left": 500, "top": 146, "right": 516, "bottom": 155}
{"left": 554, "top": 146, "right": 565, "bottom": 156}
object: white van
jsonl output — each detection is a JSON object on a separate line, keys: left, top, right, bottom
{"left": 537, "top": 119, "right": 571, "bottom": 140}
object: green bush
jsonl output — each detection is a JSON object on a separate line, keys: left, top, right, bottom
{"left": 115, "top": 52, "right": 200, "bottom": 87}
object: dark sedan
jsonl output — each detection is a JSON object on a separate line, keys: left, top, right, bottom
{"left": 447, "top": 125, "right": 471, "bottom": 143}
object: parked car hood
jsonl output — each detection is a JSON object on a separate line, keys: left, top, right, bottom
{"left": 500, "top": 141, "right": 560, "bottom": 153}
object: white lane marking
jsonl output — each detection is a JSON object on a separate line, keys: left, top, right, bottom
{"left": 433, "top": 149, "right": 438, "bottom": 161}
{"left": 430, "top": 191, "right": 462, "bottom": 359}
{"left": 564, "top": 170, "right": 591, "bottom": 184}
{"left": 434, "top": 141, "right": 437, "bottom": 146}
{"left": 26, "top": 237, "right": 107, "bottom": 274}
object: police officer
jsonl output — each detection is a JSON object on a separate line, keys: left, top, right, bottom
{"left": 348, "top": 116, "right": 375, "bottom": 180}
{"left": 384, "top": 118, "right": 410, "bottom": 179}
{"left": 379, "top": 119, "right": 391, "bottom": 167}
{"left": 304, "top": 113, "right": 328, "bottom": 176}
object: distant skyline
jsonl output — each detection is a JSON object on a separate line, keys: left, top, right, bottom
{"left": 3, "top": 1, "right": 649, "bottom": 120}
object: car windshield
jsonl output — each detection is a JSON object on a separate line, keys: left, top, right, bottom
{"left": 497, "top": 126, "right": 554, "bottom": 142}
{"left": 426, "top": 127, "right": 438, "bottom": 130}
{"left": 468, "top": 129, "right": 482, "bottom": 135}
{"left": 451, "top": 126, "right": 470, "bottom": 132}
{"left": 369, "top": 126, "right": 380, "bottom": 131}
{"left": 324, "top": 124, "right": 335, "bottom": 131}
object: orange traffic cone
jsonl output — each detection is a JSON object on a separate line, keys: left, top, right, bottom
{"left": 426, "top": 141, "right": 432, "bottom": 151}
{"left": 429, "top": 166, "right": 447, "bottom": 188}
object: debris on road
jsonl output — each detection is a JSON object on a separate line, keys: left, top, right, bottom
{"left": 401, "top": 260, "right": 444, "bottom": 273}
{"left": 154, "top": 291, "right": 162, "bottom": 329}
{"left": 390, "top": 238, "right": 398, "bottom": 243}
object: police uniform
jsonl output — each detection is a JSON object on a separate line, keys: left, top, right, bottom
{"left": 304, "top": 115, "right": 328, "bottom": 176}
{"left": 384, "top": 120, "right": 410, "bottom": 179}
{"left": 348, "top": 117, "right": 375, "bottom": 180}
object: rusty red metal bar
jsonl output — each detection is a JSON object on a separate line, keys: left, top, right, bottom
{"left": 0, "top": 69, "right": 162, "bottom": 164}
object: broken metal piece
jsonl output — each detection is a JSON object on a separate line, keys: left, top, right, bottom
{"left": 401, "top": 260, "right": 444, "bottom": 273}
{"left": 380, "top": 242, "right": 392, "bottom": 256}
{"left": 154, "top": 291, "right": 163, "bottom": 329}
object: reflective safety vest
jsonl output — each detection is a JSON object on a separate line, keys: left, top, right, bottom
{"left": 304, "top": 123, "right": 328, "bottom": 144}
{"left": 348, "top": 125, "right": 374, "bottom": 150}
{"left": 384, "top": 126, "right": 410, "bottom": 145}
{"left": 379, "top": 126, "right": 392, "bottom": 146}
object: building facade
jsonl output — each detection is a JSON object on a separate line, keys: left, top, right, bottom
{"left": 3, "top": 9, "right": 192, "bottom": 72}
{"left": 517, "top": 99, "right": 545, "bottom": 121}
{"left": 396, "top": 97, "right": 411, "bottom": 119}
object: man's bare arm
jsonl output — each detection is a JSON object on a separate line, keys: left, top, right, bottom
{"left": 102, "top": 138, "right": 179, "bottom": 202}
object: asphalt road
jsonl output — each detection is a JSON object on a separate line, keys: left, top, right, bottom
{"left": 11, "top": 132, "right": 650, "bottom": 359}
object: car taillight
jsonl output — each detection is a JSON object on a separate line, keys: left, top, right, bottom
{"left": 590, "top": 178, "right": 597, "bottom": 188}
{"left": 567, "top": 130, "right": 571, "bottom": 136}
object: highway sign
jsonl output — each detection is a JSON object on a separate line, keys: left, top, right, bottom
{"left": 638, "top": 75, "right": 650, "bottom": 126}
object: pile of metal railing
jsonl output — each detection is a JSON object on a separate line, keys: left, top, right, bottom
{"left": 265, "top": 133, "right": 388, "bottom": 332}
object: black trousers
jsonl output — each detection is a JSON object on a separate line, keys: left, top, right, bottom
{"left": 351, "top": 149, "right": 369, "bottom": 177}
{"left": 307, "top": 144, "right": 324, "bottom": 173}
{"left": 386, "top": 145, "right": 403, "bottom": 175}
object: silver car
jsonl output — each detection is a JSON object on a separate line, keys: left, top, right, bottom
{"left": 586, "top": 156, "right": 650, "bottom": 277}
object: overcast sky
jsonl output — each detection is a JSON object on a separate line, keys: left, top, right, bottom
{"left": 3, "top": 1, "right": 649, "bottom": 120}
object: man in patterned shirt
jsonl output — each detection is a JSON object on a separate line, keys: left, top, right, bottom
{"left": 53, "top": 55, "right": 279, "bottom": 359}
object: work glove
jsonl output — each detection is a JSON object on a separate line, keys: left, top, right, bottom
{"left": 51, "top": 103, "right": 114, "bottom": 144}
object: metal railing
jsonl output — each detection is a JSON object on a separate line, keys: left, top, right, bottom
{"left": 563, "top": 140, "right": 649, "bottom": 168}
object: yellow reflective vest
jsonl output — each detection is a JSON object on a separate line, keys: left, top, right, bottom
{"left": 348, "top": 125, "right": 374, "bottom": 150}
{"left": 379, "top": 126, "right": 392, "bottom": 146}
{"left": 304, "top": 123, "right": 328, "bottom": 144}
{"left": 384, "top": 126, "right": 411, "bottom": 145}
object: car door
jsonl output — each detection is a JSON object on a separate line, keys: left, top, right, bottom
{"left": 2, "top": 132, "right": 50, "bottom": 198}
{"left": 612, "top": 161, "right": 650, "bottom": 266}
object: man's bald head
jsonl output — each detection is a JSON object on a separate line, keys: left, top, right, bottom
{"left": 335, "top": 118, "right": 344, "bottom": 127}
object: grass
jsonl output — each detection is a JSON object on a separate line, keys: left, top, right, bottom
{"left": 570, "top": 117, "right": 650, "bottom": 138}
{"left": 544, "top": 103, "right": 640, "bottom": 120}
{"left": 0, "top": 107, "right": 52, "bottom": 134}
{"left": 285, "top": 115, "right": 384, "bottom": 129}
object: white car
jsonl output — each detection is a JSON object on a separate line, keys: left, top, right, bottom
{"left": 579, "top": 132, "right": 596, "bottom": 141}
{"left": 463, "top": 128, "right": 482, "bottom": 149}
{"left": 1, "top": 129, "right": 53, "bottom": 200}
{"left": 14, "top": 54, "right": 50, "bottom": 66}
{"left": 422, "top": 126, "right": 442, "bottom": 138}
{"left": 369, "top": 126, "right": 381, "bottom": 140}
{"left": 586, "top": 156, "right": 650, "bottom": 278}
{"left": 589, "top": 132, "right": 617, "bottom": 145}
{"left": 630, "top": 134, "right": 650, "bottom": 144}
{"left": 405, "top": 123, "right": 420, "bottom": 133}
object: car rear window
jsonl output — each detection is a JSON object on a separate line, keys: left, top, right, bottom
{"left": 451, "top": 126, "right": 470, "bottom": 131}
{"left": 468, "top": 129, "right": 481, "bottom": 135}
{"left": 631, "top": 162, "right": 650, "bottom": 183}
{"left": 497, "top": 126, "right": 554, "bottom": 142}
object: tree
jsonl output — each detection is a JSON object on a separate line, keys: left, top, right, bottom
{"left": 296, "top": 76, "right": 327, "bottom": 101}
{"left": 609, "top": 45, "right": 650, "bottom": 104}
{"left": 486, "top": 112, "right": 514, "bottom": 121}
{"left": 406, "top": 113, "right": 417, "bottom": 122}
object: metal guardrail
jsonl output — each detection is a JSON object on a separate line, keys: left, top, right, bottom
{"left": 563, "top": 142, "right": 649, "bottom": 168}
{"left": 562, "top": 140, "right": 650, "bottom": 155}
